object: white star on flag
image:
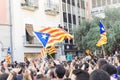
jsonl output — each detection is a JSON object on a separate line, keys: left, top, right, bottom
{"left": 101, "top": 27, "right": 104, "bottom": 31}
{"left": 42, "top": 34, "right": 47, "bottom": 39}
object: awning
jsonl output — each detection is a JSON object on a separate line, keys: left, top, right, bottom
{"left": 25, "top": 24, "right": 34, "bottom": 37}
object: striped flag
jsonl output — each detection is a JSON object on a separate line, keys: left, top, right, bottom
{"left": 39, "top": 48, "right": 47, "bottom": 58}
{"left": 96, "top": 21, "right": 107, "bottom": 46}
{"left": 48, "top": 45, "right": 56, "bottom": 55}
{"left": 39, "top": 27, "right": 73, "bottom": 47}
{"left": 6, "top": 47, "right": 11, "bottom": 64}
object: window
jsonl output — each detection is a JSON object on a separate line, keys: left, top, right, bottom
{"left": 92, "top": 0, "right": 96, "bottom": 8}
{"left": 67, "top": 4, "right": 71, "bottom": 13}
{"left": 72, "top": 0, "right": 75, "bottom": 6}
{"left": 78, "top": 16, "right": 81, "bottom": 25}
{"left": 62, "top": 3, "right": 66, "bottom": 12}
{"left": 67, "top": 0, "right": 70, "bottom": 4}
{"left": 25, "top": 24, "right": 34, "bottom": 44}
{"left": 68, "top": 23, "right": 72, "bottom": 34}
{"left": 72, "top": 6, "right": 75, "bottom": 14}
{"left": 81, "top": 0, "right": 85, "bottom": 9}
{"left": 97, "top": 0, "right": 101, "bottom": 7}
{"left": 68, "top": 13, "right": 72, "bottom": 23}
{"left": 102, "top": 0, "right": 106, "bottom": 6}
{"left": 65, "top": 39, "right": 68, "bottom": 43}
{"left": 73, "top": 15, "right": 76, "bottom": 24}
{"left": 107, "top": 0, "right": 111, "bottom": 5}
{"left": 21, "top": 0, "right": 38, "bottom": 10}
{"left": 70, "top": 39, "right": 73, "bottom": 44}
{"left": 63, "top": 12, "right": 67, "bottom": 22}
{"left": 77, "top": 0, "right": 80, "bottom": 7}
{"left": 62, "top": 0, "right": 66, "bottom": 3}
{"left": 113, "top": 0, "right": 117, "bottom": 4}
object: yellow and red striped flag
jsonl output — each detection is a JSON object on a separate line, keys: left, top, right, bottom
{"left": 96, "top": 21, "right": 107, "bottom": 46}
{"left": 39, "top": 48, "right": 47, "bottom": 58}
{"left": 48, "top": 45, "right": 56, "bottom": 55}
{"left": 39, "top": 27, "right": 73, "bottom": 47}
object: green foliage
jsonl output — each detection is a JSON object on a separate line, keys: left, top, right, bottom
{"left": 74, "top": 7, "right": 120, "bottom": 53}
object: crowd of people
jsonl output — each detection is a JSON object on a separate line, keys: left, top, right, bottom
{"left": 0, "top": 53, "right": 120, "bottom": 80}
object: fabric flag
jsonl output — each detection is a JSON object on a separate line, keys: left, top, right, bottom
{"left": 48, "top": 45, "right": 56, "bottom": 55}
{"left": 39, "top": 27, "right": 73, "bottom": 47}
{"left": 6, "top": 47, "right": 11, "bottom": 64}
{"left": 96, "top": 21, "right": 107, "bottom": 47}
{"left": 39, "top": 48, "right": 47, "bottom": 58}
{"left": 33, "top": 32, "right": 50, "bottom": 47}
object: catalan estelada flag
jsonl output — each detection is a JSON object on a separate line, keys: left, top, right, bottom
{"left": 48, "top": 45, "right": 56, "bottom": 55}
{"left": 6, "top": 47, "right": 11, "bottom": 64}
{"left": 96, "top": 21, "right": 107, "bottom": 47}
{"left": 39, "top": 27, "right": 73, "bottom": 47}
{"left": 39, "top": 48, "right": 47, "bottom": 58}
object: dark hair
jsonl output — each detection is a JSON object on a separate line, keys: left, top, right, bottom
{"left": 101, "top": 64, "right": 117, "bottom": 75}
{"left": 90, "top": 69, "right": 110, "bottom": 80}
{"left": 55, "top": 65, "right": 66, "bottom": 78}
{"left": 73, "top": 69, "right": 89, "bottom": 80}
{"left": 97, "top": 58, "right": 108, "bottom": 69}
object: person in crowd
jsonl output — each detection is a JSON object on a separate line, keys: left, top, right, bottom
{"left": 54, "top": 65, "right": 66, "bottom": 80}
{"left": 97, "top": 58, "right": 108, "bottom": 69}
{"left": 101, "top": 64, "right": 118, "bottom": 80}
{"left": 90, "top": 69, "right": 110, "bottom": 80}
{"left": 72, "top": 69, "right": 89, "bottom": 80}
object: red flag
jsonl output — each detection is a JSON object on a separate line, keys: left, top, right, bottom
{"left": 39, "top": 27, "right": 73, "bottom": 47}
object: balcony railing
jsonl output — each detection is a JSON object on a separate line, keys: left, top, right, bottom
{"left": 23, "top": 36, "right": 42, "bottom": 47}
{"left": 44, "top": 3, "right": 59, "bottom": 16}
{"left": 21, "top": 0, "right": 38, "bottom": 11}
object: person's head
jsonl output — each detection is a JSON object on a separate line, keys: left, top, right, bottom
{"left": 72, "top": 69, "right": 89, "bottom": 80}
{"left": 55, "top": 65, "right": 66, "bottom": 79}
{"left": 90, "top": 69, "right": 110, "bottom": 80}
{"left": 101, "top": 64, "right": 117, "bottom": 76}
{"left": 97, "top": 58, "right": 108, "bottom": 69}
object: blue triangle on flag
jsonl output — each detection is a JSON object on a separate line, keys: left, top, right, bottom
{"left": 7, "top": 47, "right": 11, "bottom": 54}
{"left": 99, "top": 21, "right": 105, "bottom": 34}
{"left": 33, "top": 32, "right": 50, "bottom": 47}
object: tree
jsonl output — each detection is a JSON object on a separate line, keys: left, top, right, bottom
{"left": 74, "top": 7, "right": 120, "bottom": 54}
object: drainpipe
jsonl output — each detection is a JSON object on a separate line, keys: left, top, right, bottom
{"left": 9, "top": 0, "right": 13, "bottom": 62}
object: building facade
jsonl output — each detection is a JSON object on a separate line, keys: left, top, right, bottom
{"left": 0, "top": 0, "right": 87, "bottom": 62}
{"left": 61, "top": 0, "right": 87, "bottom": 56}
{"left": 89, "top": 0, "right": 120, "bottom": 18}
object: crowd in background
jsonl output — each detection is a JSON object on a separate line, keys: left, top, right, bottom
{"left": 0, "top": 53, "right": 120, "bottom": 80}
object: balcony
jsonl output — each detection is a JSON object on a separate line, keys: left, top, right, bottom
{"left": 21, "top": 0, "right": 38, "bottom": 11}
{"left": 23, "top": 36, "right": 60, "bottom": 47}
{"left": 23, "top": 36, "right": 42, "bottom": 47}
{"left": 45, "top": 3, "right": 59, "bottom": 16}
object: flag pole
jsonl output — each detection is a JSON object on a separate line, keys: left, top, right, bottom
{"left": 49, "top": 53, "right": 54, "bottom": 61}
{"left": 102, "top": 45, "right": 106, "bottom": 57}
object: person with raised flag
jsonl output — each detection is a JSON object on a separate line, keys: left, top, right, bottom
{"left": 96, "top": 21, "right": 107, "bottom": 47}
